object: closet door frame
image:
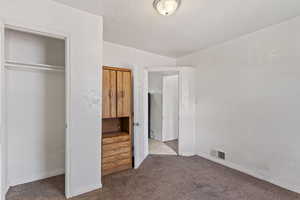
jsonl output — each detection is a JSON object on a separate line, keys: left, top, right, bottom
{"left": 0, "top": 21, "right": 72, "bottom": 199}
{"left": 0, "top": 20, "right": 5, "bottom": 200}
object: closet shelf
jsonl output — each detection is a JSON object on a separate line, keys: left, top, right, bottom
{"left": 5, "top": 60, "right": 65, "bottom": 72}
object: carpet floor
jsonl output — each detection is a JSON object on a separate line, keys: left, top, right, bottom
{"left": 6, "top": 155, "right": 300, "bottom": 200}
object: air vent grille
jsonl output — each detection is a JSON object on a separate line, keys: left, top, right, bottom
{"left": 217, "top": 151, "right": 225, "bottom": 160}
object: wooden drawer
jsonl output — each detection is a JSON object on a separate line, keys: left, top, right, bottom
{"left": 102, "top": 134, "right": 130, "bottom": 145}
{"left": 116, "top": 158, "right": 131, "bottom": 166}
{"left": 103, "top": 141, "right": 130, "bottom": 151}
{"left": 102, "top": 163, "right": 132, "bottom": 176}
{"left": 103, "top": 162, "right": 117, "bottom": 170}
{"left": 102, "top": 158, "right": 132, "bottom": 171}
{"left": 103, "top": 152, "right": 131, "bottom": 164}
{"left": 103, "top": 146, "right": 131, "bottom": 158}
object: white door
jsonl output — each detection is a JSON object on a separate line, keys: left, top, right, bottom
{"left": 133, "top": 66, "right": 148, "bottom": 168}
{"left": 162, "top": 75, "right": 179, "bottom": 142}
{"left": 64, "top": 38, "right": 70, "bottom": 198}
{"left": 0, "top": 21, "right": 4, "bottom": 200}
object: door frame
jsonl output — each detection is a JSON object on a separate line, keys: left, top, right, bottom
{"left": 134, "top": 66, "right": 196, "bottom": 168}
{"left": 0, "top": 20, "right": 72, "bottom": 199}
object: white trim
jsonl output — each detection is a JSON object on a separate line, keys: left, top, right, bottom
{"left": 9, "top": 169, "right": 65, "bottom": 187}
{"left": 2, "top": 185, "right": 8, "bottom": 200}
{"left": 4, "top": 22, "right": 67, "bottom": 40}
{"left": 64, "top": 32, "right": 72, "bottom": 199}
{"left": 0, "top": 20, "right": 6, "bottom": 200}
{"left": 198, "top": 152, "right": 300, "bottom": 194}
{"left": 68, "top": 183, "right": 102, "bottom": 199}
{"left": 143, "top": 69, "right": 149, "bottom": 157}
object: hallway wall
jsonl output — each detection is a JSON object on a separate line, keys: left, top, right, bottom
{"left": 149, "top": 72, "right": 163, "bottom": 141}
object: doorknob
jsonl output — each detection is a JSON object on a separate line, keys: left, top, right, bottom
{"left": 133, "top": 122, "right": 140, "bottom": 126}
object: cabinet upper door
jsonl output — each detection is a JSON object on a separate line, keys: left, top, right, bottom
{"left": 102, "top": 69, "right": 117, "bottom": 118}
{"left": 116, "top": 71, "right": 123, "bottom": 117}
{"left": 110, "top": 70, "right": 117, "bottom": 118}
{"left": 122, "top": 71, "right": 131, "bottom": 117}
{"left": 117, "top": 71, "right": 131, "bottom": 117}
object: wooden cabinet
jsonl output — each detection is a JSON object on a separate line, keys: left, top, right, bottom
{"left": 102, "top": 69, "right": 117, "bottom": 118}
{"left": 102, "top": 132, "right": 132, "bottom": 175}
{"left": 101, "top": 66, "right": 133, "bottom": 176}
{"left": 102, "top": 67, "right": 131, "bottom": 118}
{"left": 117, "top": 71, "right": 131, "bottom": 117}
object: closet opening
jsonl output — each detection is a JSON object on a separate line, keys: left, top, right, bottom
{"left": 3, "top": 26, "right": 68, "bottom": 197}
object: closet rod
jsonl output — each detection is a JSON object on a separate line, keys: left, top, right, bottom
{"left": 5, "top": 63, "right": 65, "bottom": 72}
{"left": 5, "top": 60, "right": 64, "bottom": 70}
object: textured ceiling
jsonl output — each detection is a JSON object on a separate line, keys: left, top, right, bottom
{"left": 54, "top": 0, "right": 300, "bottom": 58}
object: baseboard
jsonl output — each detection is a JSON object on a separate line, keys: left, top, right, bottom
{"left": 198, "top": 152, "right": 300, "bottom": 194}
{"left": 9, "top": 168, "right": 65, "bottom": 187}
{"left": 1, "top": 185, "right": 9, "bottom": 200}
{"left": 67, "top": 183, "right": 102, "bottom": 199}
{"left": 179, "top": 151, "right": 195, "bottom": 156}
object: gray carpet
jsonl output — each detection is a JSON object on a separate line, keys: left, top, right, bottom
{"left": 7, "top": 155, "right": 300, "bottom": 200}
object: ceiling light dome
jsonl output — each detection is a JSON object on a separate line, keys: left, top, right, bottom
{"left": 153, "top": 0, "right": 181, "bottom": 16}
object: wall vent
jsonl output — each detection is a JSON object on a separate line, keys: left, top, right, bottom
{"left": 217, "top": 151, "right": 225, "bottom": 160}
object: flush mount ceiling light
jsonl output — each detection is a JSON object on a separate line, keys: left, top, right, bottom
{"left": 153, "top": 0, "right": 181, "bottom": 16}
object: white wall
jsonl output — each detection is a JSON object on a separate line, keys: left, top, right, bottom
{"left": 149, "top": 72, "right": 163, "bottom": 141}
{"left": 162, "top": 75, "right": 179, "bottom": 142}
{"left": 177, "top": 16, "right": 300, "bottom": 193}
{"left": 7, "top": 69, "right": 65, "bottom": 186}
{"left": 103, "top": 41, "right": 176, "bottom": 68}
{"left": 149, "top": 72, "right": 162, "bottom": 93}
{"left": 0, "top": 22, "right": 4, "bottom": 200}
{"left": 0, "top": 0, "right": 103, "bottom": 198}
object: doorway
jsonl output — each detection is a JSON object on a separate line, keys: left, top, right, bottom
{"left": 0, "top": 24, "right": 70, "bottom": 198}
{"left": 148, "top": 71, "right": 179, "bottom": 155}
{"left": 133, "top": 66, "right": 196, "bottom": 168}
